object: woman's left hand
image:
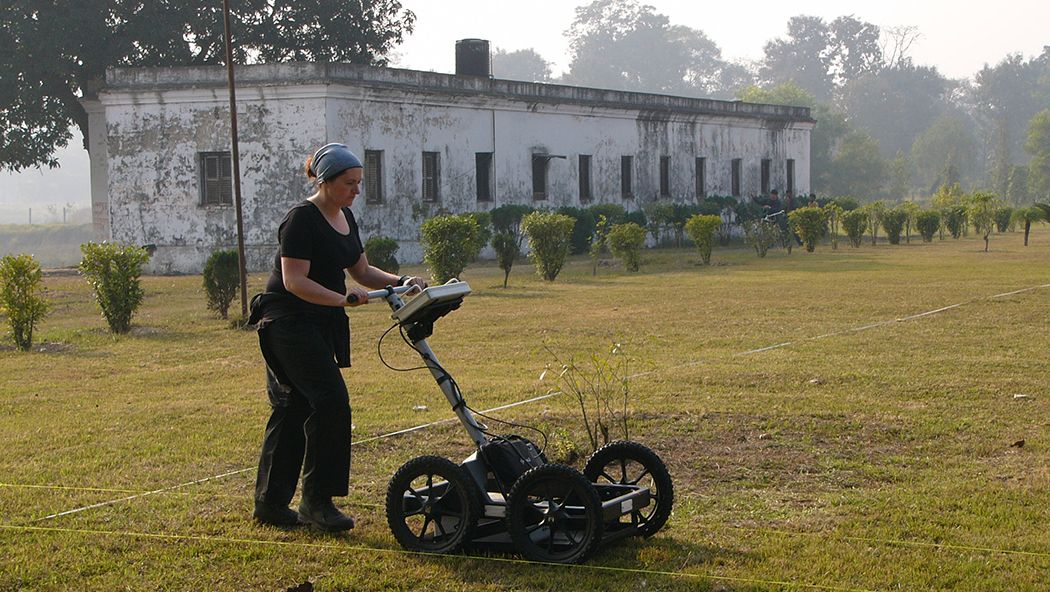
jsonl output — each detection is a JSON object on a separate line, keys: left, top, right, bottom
{"left": 400, "top": 276, "right": 428, "bottom": 290}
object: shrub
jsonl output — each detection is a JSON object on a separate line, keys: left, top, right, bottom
{"left": 461, "top": 211, "right": 491, "bottom": 261}
{"left": 881, "top": 208, "right": 908, "bottom": 245}
{"left": 490, "top": 204, "right": 533, "bottom": 239}
{"left": 588, "top": 203, "right": 627, "bottom": 226}
{"left": 605, "top": 222, "right": 646, "bottom": 271}
{"left": 915, "top": 210, "right": 941, "bottom": 242}
{"left": 842, "top": 209, "right": 869, "bottom": 248}
{"left": 492, "top": 231, "right": 518, "bottom": 288}
{"left": 994, "top": 206, "right": 1013, "bottom": 233}
{"left": 557, "top": 206, "right": 597, "bottom": 255}
{"left": 0, "top": 254, "right": 50, "bottom": 351}
{"left": 642, "top": 201, "right": 676, "bottom": 245}
{"left": 522, "top": 211, "right": 575, "bottom": 281}
{"left": 943, "top": 205, "right": 968, "bottom": 239}
{"left": 364, "top": 236, "right": 400, "bottom": 274}
{"left": 832, "top": 196, "right": 861, "bottom": 211}
{"left": 788, "top": 206, "right": 828, "bottom": 252}
{"left": 684, "top": 214, "right": 720, "bottom": 265}
{"left": 202, "top": 249, "right": 239, "bottom": 319}
{"left": 743, "top": 220, "right": 779, "bottom": 257}
{"left": 420, "top": 214, "right": 479, "bottom": 284}
{"left": 823, "top": 202, "right": 843, "bottom": 249}
{"left": 78, "top": 242, "right": 151, "bottom": 334}
{"left": 624, "top": 209, "right": 647, "bottom": 229}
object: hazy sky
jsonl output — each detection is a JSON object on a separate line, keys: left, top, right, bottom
{"left": 2, "top": 0, "right": 1047, "bottom": 216}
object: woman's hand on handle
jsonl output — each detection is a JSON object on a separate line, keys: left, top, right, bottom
{"left": 345, "top": 286, "right": 369, "bottom": 307}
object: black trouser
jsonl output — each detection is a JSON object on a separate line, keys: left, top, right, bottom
{"left": 254, "top": 317, "right": 351, "bottom": 506}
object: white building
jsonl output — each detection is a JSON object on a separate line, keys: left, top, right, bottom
{"left": 85, "top": 45, "right": 813, "bottom": 273}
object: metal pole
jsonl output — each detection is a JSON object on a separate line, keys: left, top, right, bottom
{"left": 223, "top": 0, "right": 249, "bottom": 318}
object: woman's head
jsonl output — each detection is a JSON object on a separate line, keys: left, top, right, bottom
{"left": 304, "top": 143, "right": 362, "bottom": 184}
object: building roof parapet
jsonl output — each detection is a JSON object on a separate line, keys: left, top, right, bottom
{"left": 104, "top": 62, "right": 814, "bottom": 123}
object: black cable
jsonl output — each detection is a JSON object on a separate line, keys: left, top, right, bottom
{"left": 376, "top": 322, "right": 431, "bottom": 373}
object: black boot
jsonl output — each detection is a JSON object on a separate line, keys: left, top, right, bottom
{"left": 253, "top": 501, "right": 303, "bottom": 527}
{"left": 298, "top": 496, "right": 355, "bottom": 532}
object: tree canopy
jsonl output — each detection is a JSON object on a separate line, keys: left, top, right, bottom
{"left": 492, "top": 48, "right": 552, "bottom": 83}
{"left": 0, "top": 0, "right": 415, "bottom": 171}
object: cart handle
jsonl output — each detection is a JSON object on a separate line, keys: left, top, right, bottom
{"left": 347, "top": 284, "right": 419, "bottom": 304}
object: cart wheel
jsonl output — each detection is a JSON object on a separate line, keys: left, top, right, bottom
{"left": 583, "top": 441, "right": 673, "bottom": 537}
{"left": 506, "top": 464, "right": 603, "bottom": 564}
{"left": 386, "top": 455, "right": 481, "bottom": 554}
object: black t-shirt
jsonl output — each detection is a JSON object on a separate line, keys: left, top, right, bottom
{"left": 265, "top": 200, "right": 364, "bottom": 299}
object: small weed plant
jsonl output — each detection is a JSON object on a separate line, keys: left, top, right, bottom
{"left": 0, "top": 254, "right": 50, "bottom": 351}
{"left": 78, "top": 242, "right": 150, "bottom": 334}
{"left": 542, "top": 343, "right": 635, "bottom": 454}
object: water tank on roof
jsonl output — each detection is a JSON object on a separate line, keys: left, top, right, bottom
{"left": 455, "top": 39, "right": 491, "bottom": 78}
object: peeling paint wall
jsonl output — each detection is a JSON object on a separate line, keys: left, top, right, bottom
{"left": 90, "top": 63, "right": 812, "bottom": 273}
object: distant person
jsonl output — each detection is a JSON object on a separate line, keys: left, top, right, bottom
{"left": 248, "top": 143, "right": 425, "bottom": 531}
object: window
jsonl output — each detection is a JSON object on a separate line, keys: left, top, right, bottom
{"left": 659, "top": 156, "right": 671, "bottom": 198}
{"left": 695, "top": 157, "right": 706, "bottom": 198}
{"left": 476, "top": 152, "right": 493, "bottom": 202}
{"left": 578, "top": 155, "right": 592, "bottom": 202}
{"left": 731, "top": 158, "right": 742, "bottom": 197}
{"left": 532, "top": 154, "right": 548, "bottom": 200}
{"left": 786, "top": 159, "right": 796, "bottom": 195}
{"left": 364, "top": 150, "right": 383, "bottom": 204}
{"left": 621, "top": 155, "right": 634, "bottom": 199}
{"left": 199, "top": 152, "right": 232, "bottom": 206}
{"left": 422, "top": 151, "right": 440, "bottom": 203}
{"left": 761, "top": 158, "right": 772, "bottom": 194}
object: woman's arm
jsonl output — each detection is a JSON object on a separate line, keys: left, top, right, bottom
{"left": 282, "top": 257, "right": 368, "bottom": 306}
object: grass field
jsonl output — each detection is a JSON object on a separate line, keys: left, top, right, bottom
{"left": 1, "top": 229, "right": 1048, "bottom": 591}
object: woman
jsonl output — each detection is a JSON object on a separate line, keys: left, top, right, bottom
{"left": 249, "top": 143, "right": 425, "bottom": 530}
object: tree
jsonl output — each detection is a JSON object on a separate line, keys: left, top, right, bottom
{"left": 838, "top": 63, "right": 949, "bottom": 160}
{"left": 968, "top": 192, "right": 999, "bottom": 252}
{"left": 828, "top": 131, "right": 887, "bottom": 200}
{"left": 1026, "top": 109, "right": 1050, "bottom": 200}
{"left": 492, "top": 48, "right": 552, "bottom": 82}
{"left": 0, "top": 0, "right": 416, "bottom": 171}
{"left": 886, "top": 150, "right": 913, "bottom": 200}
{"left": 563, "top": 0, "right": 737, "bottom": 96}
{"left": 1012, "top": 206, "right": 1046, "bottom": 246}
{"left": 910, "top": 115, "right": 978, "bottom": 194}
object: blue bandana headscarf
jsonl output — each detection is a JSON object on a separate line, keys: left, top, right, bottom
{"left": 310, "top": 143, "right": 363, "bottom": 183}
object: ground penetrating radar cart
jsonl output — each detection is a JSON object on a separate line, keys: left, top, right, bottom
{"left": 357, "top": 281, "right": 673, "bottom": 564}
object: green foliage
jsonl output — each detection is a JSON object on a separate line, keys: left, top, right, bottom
{"left": 994, "top": 207, "right": 1014, "bottom": 233}
{"left": 880, "top": 208, "right": 908, "bottom": 245}
{"left": 642, "top": 201, "right": 676, "bottom": 245}
{"left": 788, "top": 206, "right": 828, "bottom": 252}
{"left": 201, "top": 249, "right": 239, "bottom": 320}
{"left": 420, "top": 215, "right": 479, "bottom": 284}
{"left": 828, "top": 131, "right": 887, "bottom": 200}
{"left": 1, "top": 0, "right": 416, "bottom": 172}
{"left": 605, "top": 222, "right": 646, "bottom": 271}
{"left": 490, "top": 204, "right": 534, "bottom": 237}
{"left": 364, "top": 235, "right": 400, "bottom": 274}
{"left": 832, "top": 196, "right": 861, "bottom": 211}
{"left": 915, "top": 210, "right": 941, "bottom": 243}
{"left": 491, "top": 231, "right": 518, "bottom": 288}
{"left": 587, "top": 203, "right": 628, "bottom": 225}
{"left": 968, "top": 192, "right": 1000, "bottom": 252}
{"left": 823, "top": 202, "right": 843, "bottom": 249}
{"left": 1011, "top": 206, "right": 1046, "bottom": 246}
{"left": 943, "top": 205, "right": 968, "bottom": 239}
{"left": 557, "top": 207, "right": 597, "bottom": 255}
{"left": 841, "top": 209, "right": 869, "bottom": 248}
{"left": 684, "top": 214, "right": 721, "bottom": 264}
{"left": 1025, "top": 109, "right": 1050, "bottom": 200}
{"left": 78, "top": 242, "right": 150, "bottom": 334}
{"left": 863, "top": 200, "right": 887, "bottom": 245}
{"left": 522, "top": 211, "right": 575, "bottom": 281}
{"left": 910, "top": 115, "right": 978, "bottom": 192}
{"left": 0, "top": 253, "right": 49, "bottom": 351}
{"left": 624, "top": 209, "right": 647, "bottom": 229}
{"left": 743, "top": 220, "right": 780, "bottom": 257}
{"left": 589, "top": 215, "right": 610, "bottom": 276}
{"left": 461, "top": 212, "right": 492, "bottom": 262}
